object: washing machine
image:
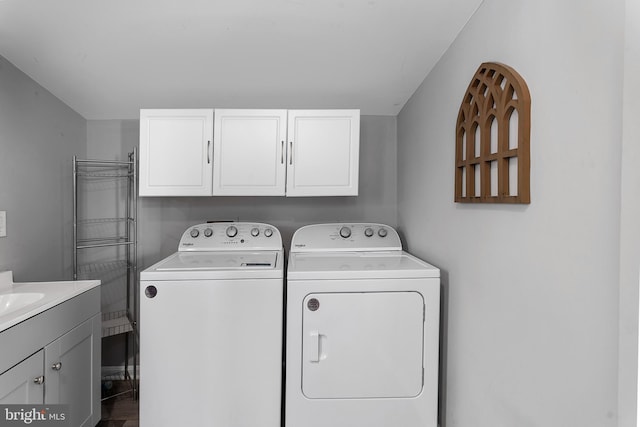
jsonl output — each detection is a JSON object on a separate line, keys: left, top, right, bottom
{"left": 140, "top": 222, "right": 284, "bottom": 427}
{"left": 285, "top": 223, "right": 440, "bottom": 427}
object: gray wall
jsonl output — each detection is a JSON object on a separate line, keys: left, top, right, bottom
{"left": 618, "top": 0, "right": 640, "bottom": 425}
{"left": 86, "top": 115, "right": 398, "bottom": 271}
{"left": 0, "top": 55, "right": 87, "bottom": 282}
{"left": 396, "top": 0, "right": 624, "bottom": 426}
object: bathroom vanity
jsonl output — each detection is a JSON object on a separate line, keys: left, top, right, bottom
{"left": 0, "top": 271, "right": 101, "bottom": 427}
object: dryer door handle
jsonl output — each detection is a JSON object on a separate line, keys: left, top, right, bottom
{"left": 308, "top": 331, "right": 322, "bottom": 363}
{"left": 307, "top": 331, "right": 328, "bottom": 363}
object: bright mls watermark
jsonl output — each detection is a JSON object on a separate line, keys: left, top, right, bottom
{"left": 0, "top": 406, "right": 69, "bottom": 427}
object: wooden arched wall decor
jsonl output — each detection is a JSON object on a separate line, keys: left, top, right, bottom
{"left": 455, "top": 62, "right": 531, "bottom": 203}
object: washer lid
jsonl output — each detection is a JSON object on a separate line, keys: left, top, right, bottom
{"left": 156, "top": 251, "right": 278, "bottom": 270}
{"left": 141, "top": 250, "right": 283, "bottom": 280}
{"left": 287, "top": 251, "right": 439, "bottom": 280}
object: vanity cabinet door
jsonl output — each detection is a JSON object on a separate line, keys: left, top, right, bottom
{"left": 44, "top": 314, "right": 101, "bottom": 427}
{"left": 0, "top": 350, "right": 44, "bottom": 404}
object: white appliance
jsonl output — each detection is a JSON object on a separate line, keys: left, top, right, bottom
{"left": 285, "top": 223, "right": 440, "bottom": 427}
{"left": 140, "top": 222, "right": 284, "bottom": 427}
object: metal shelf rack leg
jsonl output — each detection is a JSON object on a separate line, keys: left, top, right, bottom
{"left": 72, "top": 148, "right": 138, "bottom": 401}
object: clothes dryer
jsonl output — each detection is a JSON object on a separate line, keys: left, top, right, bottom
{"left": 285, "top": 223, "right": 440, "bottom": 427}
{"left": 140, "top": 222, "right": 284, "bottom": 427}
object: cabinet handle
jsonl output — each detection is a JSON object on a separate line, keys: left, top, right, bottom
{"left": 33, "top": 376, "right": 45, "bottom": 385}
{"left": 51, "top": 362, "right": 62, "bottom": 371}
{"left": 281, "top": 141, "right": 284, "bottom": 164}
{"left": 289, "top": 141, "right": 293, "bottom": 165}
{"left": 207, "top": 141, "right": 211, "bottom": 164}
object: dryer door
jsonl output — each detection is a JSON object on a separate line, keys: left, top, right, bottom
{"left": 301, "top": 291, "right": 425, "bottom": 399}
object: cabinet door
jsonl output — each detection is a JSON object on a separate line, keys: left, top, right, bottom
{"left": 213, "top": 109, "right": 287, "bottom": 195}
{"left": 0, "top": 350, "right": 44, "bottom": 404}
{"left": 286, "top": 110, "right": 360, "bottom": 196}
{"left": 139, "top": 109, "right": 214, "bottom": 196}
{"left": 45, "top": 315, "right": 100, "bottom": 427}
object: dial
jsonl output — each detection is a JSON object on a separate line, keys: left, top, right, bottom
{"left": 378, "top": 228, "right": 388, "bottom": 238}
{"left": 364, "top": 227, "right": 374, "bottom": 237}
{"left": 226, "top": 225, "right": 238, "bottom": 238}
{"left": 204, "top": 228, "right": 213, "bottom": 237}
{"left": 189, "top": 228, "right": 200, "bottom": 238}
{"left": 264, "top": 228, "right": 273, "bottom": 237}
{"left": 251, "top": 228, "right": 260, "bottom": 237}
{"left": 339, "top": 226, "right": 352, "bottom": 238}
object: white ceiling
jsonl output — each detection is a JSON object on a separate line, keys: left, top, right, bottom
{"left": 0, "top": 0, "right": 482, "bottom": 120}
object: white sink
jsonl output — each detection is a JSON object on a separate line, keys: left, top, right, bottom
{"left": 0, "top": 292, "right": 45, "bottom": 316}
{"left": 0, "top": 270, "right": 100, "bottom": 333}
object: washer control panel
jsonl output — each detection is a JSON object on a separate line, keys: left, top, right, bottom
{"left": 178, "top": 222, "right": 282, "bottom": 251}
{"left": 291, "top": 223, "right": 402, "bottom": 253}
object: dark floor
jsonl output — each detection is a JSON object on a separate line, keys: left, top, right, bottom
{"left": 96, "top": 381, "right": 139, "bottom": 427}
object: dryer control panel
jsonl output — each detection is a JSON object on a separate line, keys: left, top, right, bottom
{"left": 178, "top": 222, "right": 282, "bottom": 251}
{"left": 291, "top": 223, "right": 402, "bottom": 253}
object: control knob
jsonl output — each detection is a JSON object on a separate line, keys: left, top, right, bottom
{"left": 339, "top": 226, "right": 351, "bottom": 239}
{"left": 204, "top": 228, "right": 213, "bottom": 237}
{"left": 251, "top": 228, "right": 260, "bottom": 237}
{"left": 378, "top": 228, "right": 388, "bottom": 238}
{"left": 190, "top": 228, "right": 200, "bottom": 238}
{"left": 264, "top": 228, "right": 273, "bottom": 238}
{"left": 226, "top": 225, "right": 238, "bottom": 238}
{"left": 364, "top": 227, "right": 374, "bottom": 237}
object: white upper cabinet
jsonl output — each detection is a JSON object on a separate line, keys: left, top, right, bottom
{"left": 286, "top": 110, "right": 360, "bottom": 197}
{"left": 139, "top": 109, "right": 214, "bottom": 196}
{"left": 213, "top": 109, "right": 287, "bottom": 196}
{"left": 139, "top": 108, "right": 359, "bottom": 197}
